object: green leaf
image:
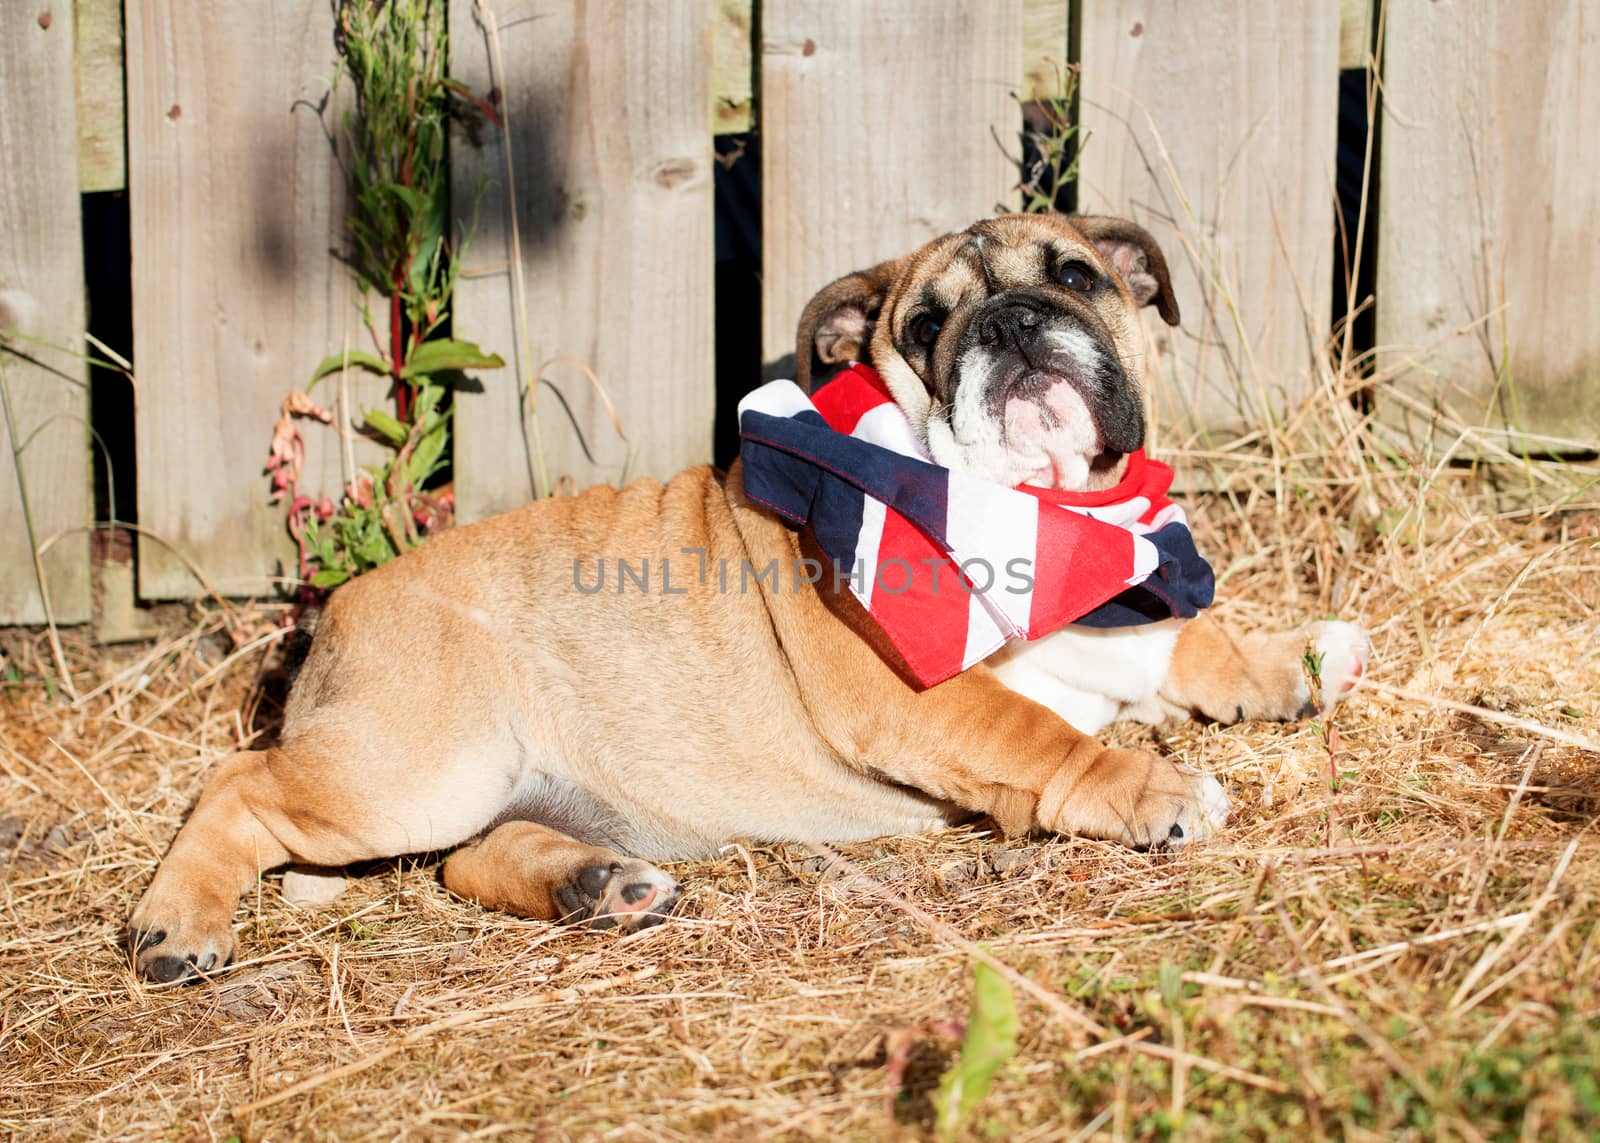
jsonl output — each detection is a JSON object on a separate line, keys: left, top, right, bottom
{"left": 413, "top": 382, "right": 444, "bottom": 425}
{"left": 355, "top": 533, "right": 394, "bottom": 567}
{"left": 409, "top": 184, "right": 449, "bottom": 296}
{"left": 310, "top": 568, "right": 350, "bottom": 589}
{"left": 400, "top": 338, "right": 505, "bottom": 379}
{"left": 408, "top": 421, "right": 449, "bottom": 485}
{"left": 362, "top": 407, "right": 408, "bottom": 446}
{"left": 308, "top": 350, "right": 390, "bottom": 385}
{"left": 384, "top": 183, "right": 424, "bottom": 215}
{"left": 934, "top": 960, "right": 1018, "bottom": 1139}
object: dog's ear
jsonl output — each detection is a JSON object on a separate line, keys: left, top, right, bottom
{"left": 794, "top": 258, "right": 901, "bottom": 391}
{"left": 1070, "top": 216, "right": 1181, "bottom": 327}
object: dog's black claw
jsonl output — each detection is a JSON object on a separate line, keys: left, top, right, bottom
{"left": 555, "top": 859, "right": 682, "bottom": 932}
{"left": 577, "top": 863, "right": 618, "bottom": 900}
{"left": 553, "top": 883, "right": 587, "bottom": 918}
{"left": 143, "top": 954, "right": 195, "bottom": 984}
{"left": 131, "top": 927, "right": 166, "bottom": 953}
{"left": 1169, "top": 823, "right": 1185, "bottom": 840}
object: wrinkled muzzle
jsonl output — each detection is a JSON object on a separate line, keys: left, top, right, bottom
{"left": 937, "top": 298, "right": 1143, "bottom": 490}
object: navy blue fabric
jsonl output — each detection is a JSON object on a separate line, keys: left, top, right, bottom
{"left": 740, "top": 409, "right": 951, "bottom": 552}
{"left": 1071, "top": 521, "right": 1215, "bottom": 628}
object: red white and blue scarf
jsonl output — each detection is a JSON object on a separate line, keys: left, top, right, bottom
{"left": 737, "top": 363, "right": 1214, "bottom": 688}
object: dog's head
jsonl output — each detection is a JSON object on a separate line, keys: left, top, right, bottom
{"left": 795, "top": 214, "right": 1178, "bottom": 491}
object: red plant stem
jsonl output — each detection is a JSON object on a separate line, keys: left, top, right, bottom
{"left": 390, "top": 79, "right": 420, "bottom": 425}
{"left": 286, "top": 500, "right": 312, "bottom": 582}
{"left": 390, "top": 288, "right": 409, "bottom": 423}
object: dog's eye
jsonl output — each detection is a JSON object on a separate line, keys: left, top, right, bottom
{"left": 1056, "top": 263, "right": 1096, "bottom": 293}
{"left": 910, "top": 313, "right": 944, "bottom": 348}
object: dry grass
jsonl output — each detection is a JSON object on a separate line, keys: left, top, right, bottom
{"left": 3, "top": 369, "right": 1600, "bottom": 1142}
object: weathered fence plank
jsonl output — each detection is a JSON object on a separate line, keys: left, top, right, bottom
{"left": 1376, "top": 1, "right": 1600, "bottom": 449}
{"left": 127, "top": 0, "right": 373, "bottom": 598}
{"left": 759, "top": 0, "right": 1024, "bottom": 372}
{"left": 0, "top": 4, "right": 91, "bottom": 624}
{"left": 451, "top": 0, "right": 715, "bottom": 518}
{"left": 1077, "top": 1, "right": 1341, "bottom": 445}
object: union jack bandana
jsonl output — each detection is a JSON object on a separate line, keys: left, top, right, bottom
{"left": 737, "top": 363, "right": 1214, "bottom": 688}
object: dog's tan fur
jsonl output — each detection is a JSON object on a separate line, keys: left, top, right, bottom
{"left": 129, "top": 215, "right": 1365, "bottom": 982}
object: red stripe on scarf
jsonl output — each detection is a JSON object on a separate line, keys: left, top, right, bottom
{"left": 1019, "top": 450, "right": 1177, "bottom": 526}
{"left": 1026, "top": 518, "right": 1138, "bottom": 638}
{"left": 812, "top": 364, "right": 895, "bottom": 434}
{"left": 869, "top": 508, "right": 971, "bottom": 683}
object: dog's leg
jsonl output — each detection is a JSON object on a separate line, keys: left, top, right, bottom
{"left": 128, "top": 750, "right": 292, "bottom": 982}
{"left": 732, "top": 505, "right": 1232, "bottom": 850}
{"left": 1160, "top": 615, "right": 1371, "bottom": 723}
{"left": 129, "top": 737, "right": 515, "bottom": 983}
{"left": 859, "top": 667, "right": 1231, "bottom": 849}
{"left": 928, "top": 675, "right": 1222, "bottom": 845}
{"left": 443, "top": 820, "right": 682, "bottom": 931}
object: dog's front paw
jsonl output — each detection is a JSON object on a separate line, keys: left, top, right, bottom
{"left": 1304, "top": 621, "right": 1371, "bottom": 713}
{"left": 1160, "top": 765, "right": 1232, "bottom": 849}
{"left": 554, "top": 858, "right": 683, "bottom": 933}
{"left": 1041, "top": 749, "right": 1230, "bottom": 849}
{"left": 128, "top": 890, "right": 236, "bottom": 984}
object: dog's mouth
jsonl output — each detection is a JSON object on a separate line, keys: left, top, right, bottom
{"left": 980, "top": 355, "right": 1141, "bottom": 491}
{"left": 921, "top": 308, "right": 1144, "bottom": 493}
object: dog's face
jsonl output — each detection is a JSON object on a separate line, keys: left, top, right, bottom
{"left": 795, "top": 214, "right": 1179, "bottom": 491}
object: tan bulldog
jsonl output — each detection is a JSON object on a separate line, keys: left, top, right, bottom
{"left": 128, "top": 214, "right": 1369, "bottom": 982}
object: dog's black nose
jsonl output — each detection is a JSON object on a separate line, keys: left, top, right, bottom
{"left": 977, "top": 303, "right": 1043, "bottom": 350}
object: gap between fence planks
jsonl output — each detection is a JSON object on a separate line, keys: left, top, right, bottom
{"left": 450, "top": 0, "right": 715, "bottom": 518}
{"left": 0, "top": 3, "right": 91, "bottom": 625}
{"left": 758, "top": 0, "right": 1026, "bottom": 374}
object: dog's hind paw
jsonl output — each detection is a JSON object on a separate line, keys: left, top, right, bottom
{"left": 127, "top": 895, "right": 236, "bottom": 984}
{"left": 554, "top": 858, "right": 683, "bottom": 933}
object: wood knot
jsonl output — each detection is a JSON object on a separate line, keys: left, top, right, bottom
{"left": 651, "top": 158, "right": 698, "bottom": 190}
{"left": 0, "top": 289, "right": 38, "bottom": 335}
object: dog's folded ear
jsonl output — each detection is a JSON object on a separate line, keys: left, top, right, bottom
{"left": 1069, "top": 216, "right": 1181, "bottom": 328}
{"left": 794, "top": 258, "right": 903, "bottom": 391}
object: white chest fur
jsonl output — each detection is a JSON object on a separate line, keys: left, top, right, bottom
{"left": 988, "top": 617, "right": 1187, "bottom": 735}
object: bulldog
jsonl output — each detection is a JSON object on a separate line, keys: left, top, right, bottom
{"left": 128, "top": 213, "right": 1369, "bottom": 982}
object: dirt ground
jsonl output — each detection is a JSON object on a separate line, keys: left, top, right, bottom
{"left": 3, "top": 418, "right": 1599, "bottom": 1140}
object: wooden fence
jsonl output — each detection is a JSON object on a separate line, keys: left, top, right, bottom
{"left": 1, "top": 0, "right": 1596, "bottom": 623}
